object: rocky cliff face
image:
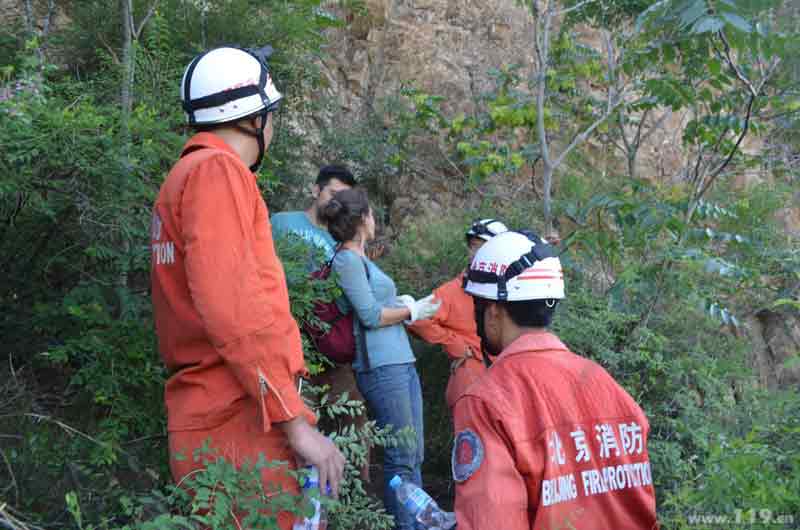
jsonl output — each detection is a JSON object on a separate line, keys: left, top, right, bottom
{"left": 310, "top": 1, "right": 793, "bottom": 223}
{"left": 311, "top": 0, "right": 800, "bottom": 391}
{"left": 748, "top": 310, "right": 800, "bottom": 389}
{"left": 315, "top": 0, "right": 536, "bottom": 118}
{"left": 295, "top": 0, "right": 540, "bottom": 227}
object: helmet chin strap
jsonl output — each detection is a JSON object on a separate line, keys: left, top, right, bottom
{"left": 251, "top": 108, "right": 271, "bottom": 172}
{"left": 235, "top": 108, "right": 270, "bottom": 172}
{"left": 474, "top": 300, "right": 499, "bottom": 368}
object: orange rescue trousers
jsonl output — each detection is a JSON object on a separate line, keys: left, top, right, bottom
{"left": 169, "top": 402, "right": 300, "bottom": 530}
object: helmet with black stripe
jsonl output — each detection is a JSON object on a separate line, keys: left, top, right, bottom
{"left": 181, "top": 46, "right": 283, "bottom": 171}
{"left": 465, "top": 231, "right": 564, "bottom": 302}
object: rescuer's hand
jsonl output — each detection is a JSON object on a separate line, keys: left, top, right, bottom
{"left": 281, "top": 417, "right": 346, "bottom": 498}
{"left": 414, "top": 294, "right": 442, "bottom": 321}
{"left": 399, "top": 294, "right": 442, "bottom": 322}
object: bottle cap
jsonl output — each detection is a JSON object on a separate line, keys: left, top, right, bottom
{"left": 389, "top": 475, "right": 402, "bottom": 489}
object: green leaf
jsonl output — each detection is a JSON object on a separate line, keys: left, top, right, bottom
{"left": 692, "top": 16, "right": 724, "bottom": 34}
{"left": 720, "top": 12, "right": 752, "bottom": 33}
{"left": 708, "top": 59, "right": 722, "bottom": 77}
{"left": 771, "top": 298, "right": 800, "bottom": 311}
{"left": 783, "top": 356, "right": 800, "bottom": 369}
{"left": 680, "top": 0, "right": 708, "bottom": 28}
{"left": 635, "top": 0, "right": 669, "bottom": 33}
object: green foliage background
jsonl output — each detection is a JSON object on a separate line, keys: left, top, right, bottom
{"left": 1, "top": 0, "right": 799, "bottom": 529}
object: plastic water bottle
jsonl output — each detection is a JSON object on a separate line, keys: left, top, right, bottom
{"left": 293, "top": 465, "right": 329, "bottom": 530}
{"left": 389, "top": 475, "right": 456, "bottom": 529}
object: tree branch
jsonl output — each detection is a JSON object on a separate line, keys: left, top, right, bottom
{"left": 609, "top": 125, "right": 630, "bottom": 155}
{"left": 97, "top": 34, "right": 121, "bottom": 65}
{"left": 697, "top": 92, "right": 755, "bottom": 199}
{"left": 756, "top": 56, "right": 782, "bottom": 93}
{"left": 718, "top": 30, "right": 757, "bottom": 97}
{"left": 604, "top": 30, "right": 616, "bottom": 117}
{"left": 22, "top": 0, "right": 33, "bottom": 34}
{"left": 689, "top": 140, "right": 706, "bottom": 189}
{"left": 535, "top": 5, "right": 553, "bottom": 167}
{"left": 127, "top": 0, "right": 136, "bottom": 40}
{"left": 554, "top": 98, "right": 625, "bottom": 168}
{"left": 633, "top": 107, "right": 651, "bottom": 147}
{"left": 759, "top": 107, "right": 800, "bottom": 122}
{"left": 639, "top": 108, "right": 672, "bottom": 146}
{"left": 617, "top": 106, "right": 633, "bottom": 154}
{"left": 604, "top": 29, "right": 617, "bottom": 116}
{"left": 556, "top": 0, "right": 595, "bottom": 17}
{"left": 691, "top": 29, "right": 781, "bottom": 204}
{"left": 553, "top": 32, "right": 625, "bottom": 168}
{"left": 0, "top": 449, "right": 18, "bottom": 507}
{"left": 41, "top": 0, "right": 55, "bottom": 39}
{"left": 134, "top": 0, "right": 160, "bottom": 39}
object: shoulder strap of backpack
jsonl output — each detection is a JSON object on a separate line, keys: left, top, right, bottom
{"left": 362, "top": 257, "right": 371, "bottom": 280}
{"left": 358, "top": 256, "right": 371, "bottom": 370}
{"left": 325, "top": 244, "right": 342, "bottom": 269}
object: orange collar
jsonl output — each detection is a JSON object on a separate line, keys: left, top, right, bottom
{"left": 497, "top": 331, "right": 569, "bottom": 361}
{"left": 180, "top": 132, "right": 239, "bottom": 159}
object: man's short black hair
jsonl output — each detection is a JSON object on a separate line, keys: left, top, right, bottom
{"left": 503, "top": 299, "right": 558, "bottom": 328}
{"left": 316, "top": 165, "right": 357, "bottom": 189}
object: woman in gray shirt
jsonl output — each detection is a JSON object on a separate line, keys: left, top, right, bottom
{"left": 320, "top": 188, "right": 440, "bottom": 530}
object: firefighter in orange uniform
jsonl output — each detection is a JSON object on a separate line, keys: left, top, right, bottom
{"left": 452, "top": 232, "right": 658, "bottom": 529}
{"left": 406, "top": 219, "right": 508, "bottom": 409}
{"left": 150, "top": 46, "right": 344, "bottom": 528}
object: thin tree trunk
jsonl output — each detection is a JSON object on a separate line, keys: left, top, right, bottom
{"left": 534, "top": 3, "right": 554, "bottom": 234}
{"left": 116, "top": 0, "right": 158, "bottom": 301}
{"left": 542, "top": 164, "right": 554, "bottom": 235}
{"left": 120, "top": 0, "right": 134, "bottom": 152}
{"left": 533, "top": 10, "right": 622, "bottom": 235}
{"left": 118, "top": 0, "right": 134, "bottom": 294}
{"left": 22, "top": 0, "right": 34, "bottom": 34}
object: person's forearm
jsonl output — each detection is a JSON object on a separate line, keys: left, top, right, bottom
{"left": 378, "top": 306, "right": 411, "bottom": 327}
{"left": 278, "top": 415, "right": 309, "bottom": 439}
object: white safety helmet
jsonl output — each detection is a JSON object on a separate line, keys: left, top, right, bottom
{"left": 465, "top": 231, "right": 564, "bottom": 302}
{"left": 465, "top": 218, "right": 509, "bottom": 242}
{"left": 181, "top": 46, "right": 283, "bottom": 126}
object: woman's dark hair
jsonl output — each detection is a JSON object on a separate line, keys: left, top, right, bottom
{"left": 320, "top": 188, "right": 370, "bottom": 243}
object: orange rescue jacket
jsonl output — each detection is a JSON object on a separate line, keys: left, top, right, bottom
{"left": 406, "top": 273, "right": 483, "bottom": 361}
{"left": 452, "top": 332, "right": 658, "bottom": 530}
{"left": 406, "top": 272, "right": 486, "bottom": 407}
{"left": 151, "top": 133, "right": 314, "bottom": 433}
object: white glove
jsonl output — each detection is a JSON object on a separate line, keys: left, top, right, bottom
{"left": 398, "top": 294, "right": 442, "bottom": 323}
{"left": 397, "top": 294, "right": 415, "bottom": 307}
